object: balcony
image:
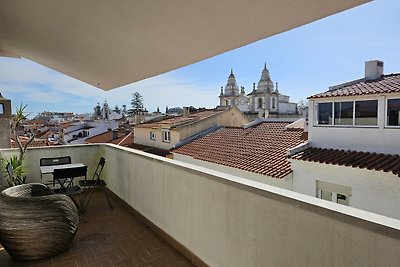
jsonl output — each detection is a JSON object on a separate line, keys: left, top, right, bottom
{"left": 0, "top": 144, "right": 399, "bottom": 266}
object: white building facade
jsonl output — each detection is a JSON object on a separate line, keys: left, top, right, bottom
{"left": 291, "top": 60, "right": 400, "bottom": 219}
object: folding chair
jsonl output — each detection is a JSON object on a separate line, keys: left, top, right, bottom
{"left": 79, "top": 157, "right": 112, "bottom": 214}
{"left": 40, "top": 156, "right": 71, "bottom": 185}
{"left": 53, "top": 166, "right": 86, "bottom": 191}
{"left": 53, "top": 166, "right": 86, "bottom": 209}
{"left": 40, "top": 156, "right": 71, "bottom": 167}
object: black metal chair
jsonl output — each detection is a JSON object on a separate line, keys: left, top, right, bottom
{"left": 40, "top": 156, "right": 71, "bottom": 166}
{"left": 40, "top": 156, "right": 72, "bottom": 184}
{"left": 79, "top": 157, "right": 112, "bottom": 213}
{"left": 53, "top": 166, "right": 86, "bottom": 195}
{"left": 5, "top": 163, "right": 13, "bottom": 181}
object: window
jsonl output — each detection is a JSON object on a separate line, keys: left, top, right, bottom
{"left": 258, "top": 98, "right": 263, "bottom": 109}
{"left": 316, "top": 100, "right": 378, "bottom": 126}
{"left": 150, "top": 132, "right": 156, "bottom": 140}
{"left": 162, "top": 129, "right": 170, "bottom": 143}
{"left": 320, "top": 190, "right": 332, "bottom": 201}
{"left": 334, "top": 101, "right": 353, "bottom": 125}
{"left": 0, "top": 103, "right": 3, "bottom": 115}
{"left": 316, "top": 180, "right": 351, "bottom": 206}
{"left": 355, "top": 100, "right": 378, "bottom": 126}
{"left": 387, "top": 98, "right": 400, "bottom": 126}
{"left": 337, "top": 194, "right": 349, "bottom": 206}
{"left": 317, "top": 102, "right": 333, "bottom": 125}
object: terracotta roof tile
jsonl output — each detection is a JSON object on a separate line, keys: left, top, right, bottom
{"left": 135, "top": 109, "right": 224, "bottom": 129}
{"left": 173, "top": 122, "right": 307, "bottom": 179}
{"left": 85, "top": 131, "right": 134, "bottom": 146}
{"left": 290, "top": 147, "right": 400, "bottom": 177}
{"left": 309, "top": 73, "right": 400, "bottom": 99}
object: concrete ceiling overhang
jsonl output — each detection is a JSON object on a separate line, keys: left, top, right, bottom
{"left": 0, "top": 0, "right": 369, "bottom": 90}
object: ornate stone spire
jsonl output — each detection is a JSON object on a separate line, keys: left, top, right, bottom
{"left": 257, "top": 63, "right": 274, "bottom": 93}
{"left": 224, "top": 69, "right": 239, "bottom": 96}
{"left": 275, "top": 82, "right": 279, "bottom": 93}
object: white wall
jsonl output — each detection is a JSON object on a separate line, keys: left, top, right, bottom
{"left": 291, "top": 159, "right": 400, "bottom": 219}
{"left": 278, "top": 102, "right": 297, "bottom": 114}
{"left": 102, "top": 144, "right": 400, "bottom": 267}
{"left": 173, "top": 153, "right": 292, "bottom": 190}
{"left": 0, "top": 145, "right": 100, "bottom": 187}
{"left": 308, "top": 94, "right": 400, "bottom": 154}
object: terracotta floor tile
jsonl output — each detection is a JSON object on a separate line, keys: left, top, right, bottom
{"left": 0, "top": 191, "right": 194, "bottom": 267}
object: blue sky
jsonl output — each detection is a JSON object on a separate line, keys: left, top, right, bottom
{"left": 1, "top": 0, "right": 400, "bottom": 116}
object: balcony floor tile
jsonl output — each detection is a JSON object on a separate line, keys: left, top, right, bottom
{"left": 0, "top": 190, "right": 194, "bottom": 267}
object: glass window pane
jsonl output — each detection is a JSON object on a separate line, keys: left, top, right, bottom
{"left": 0, "top": 104, "right": 3, "bottom": 114}
{"left": 317, "top": 103, "right": 333, "bottom": 125}
{"left": 334, "top": 101, "right": 353, "bottom": 125}
{"left": 337, "top": 194, "right": 349, "bottom": 206}
{"left": 387, "top": 99, "right": 400, "bottom": 126}
{"left": 355, "top": 100, "right": 378, "bottom": 126}
{"left": 321, "top": 190, "right": 332, "bottom": 201}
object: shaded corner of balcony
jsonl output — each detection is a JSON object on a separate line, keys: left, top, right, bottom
{"left": 0, "top": 189, "right": 195, "bottom": 267}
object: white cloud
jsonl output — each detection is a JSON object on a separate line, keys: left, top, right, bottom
{"left": 0, "top": 58, "right": 218, "bottom": 114}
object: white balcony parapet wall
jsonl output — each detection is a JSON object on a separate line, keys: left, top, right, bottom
{"left": 1, "top": 144, "right": 400, "bottom": 266}
{"left": 101, "top": 144, "right": 400, "bottom": 267}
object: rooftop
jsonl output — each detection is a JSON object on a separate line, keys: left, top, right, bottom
{"left": 173, "top": 121, "right": 307, "bottom": 178}
{"left": 308, "top": 73, "right": 400, "bottom": 99}
{"left": 290, "top": 147, "right": 400, "bottom": 177}
{"left": 135, "top": 109, "right": 225, "bottom": 129}
{"left": 85, "top": 131, "right": 134, "bottom": 147}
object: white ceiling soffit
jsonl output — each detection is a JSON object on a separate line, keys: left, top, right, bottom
{"left": 0, "top": 0, "right": 370, "bottom": 90}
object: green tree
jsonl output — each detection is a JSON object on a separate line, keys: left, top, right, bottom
{"left": 131, "top": 92, "right": 144, "bottom": 115}
{"left": 113, "top": 105, "right": 121, "bottom": 114}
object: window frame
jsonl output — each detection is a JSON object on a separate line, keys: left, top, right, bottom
{"left": 385, "top": 97, "right": 400, "bottom": 128}
{"left": 162, "top": 129, "right": 171, "bottom": 143}
{"left": 316, "top": 180, "right": 351, "bottom": 206}
{"left": 315, "top": 102, "right": 333, "bottom": 126}
{"left": 149, "top": 131, "right": 156, "bottom": 141}
{"left": 354, "top": 99, "right": 378, "bottom": 127}
{"left": 314, "top": 99, "right": 379, "bottom": 128}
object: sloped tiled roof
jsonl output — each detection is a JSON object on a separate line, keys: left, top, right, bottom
{"left": 308, "top": 73, "right": 400, "bottom": 99}
{"left": 135, "top": 109, "right": 224, "bottom": 129}
{"left": 127, "top": 143, "right": 170, "bottom": 157}
{"left": 290, "top": 147, "right": 400, "bottom": 177}
{"left": 85, "top": 131, "right": 134, "bottom": 146}
{"left": 11, "top": 137, "right": 49, "bottom": 148}
{"left": 173, "top": 122, "right": 307, "bottom": 179}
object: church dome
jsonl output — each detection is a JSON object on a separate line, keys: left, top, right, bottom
{"left": 224, "top": 69, "right": 239, "bottom": 96}
{"left": 257, "top": 63, "right": 274, "bottom": 93}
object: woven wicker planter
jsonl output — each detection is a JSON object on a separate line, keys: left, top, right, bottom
{"left": 0, "top": 183, "right": 79, "bottom": 261}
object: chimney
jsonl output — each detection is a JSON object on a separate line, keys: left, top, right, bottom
{"left": 183, "top": 107, "right": 190, "bottom": 116}
{"left": 112, "top": 129, "right": 118, "bottom": 140}
{"left": 365, "top": 60, "right": 384, "bottom": 81}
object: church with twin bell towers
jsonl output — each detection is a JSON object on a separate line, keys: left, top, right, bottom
{"left": 219, "top": 63, "right": 297, "bottom": 116}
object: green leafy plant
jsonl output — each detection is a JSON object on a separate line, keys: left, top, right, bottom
{"left": 1, "top": 104, "right": 33, "bottom": 187}
{"left": 1, "top": 155, "right": 27, "bottom": 186}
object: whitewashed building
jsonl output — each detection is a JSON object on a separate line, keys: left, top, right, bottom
{"left": 290, "top": 60, "right": 400, "bottom": 219}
